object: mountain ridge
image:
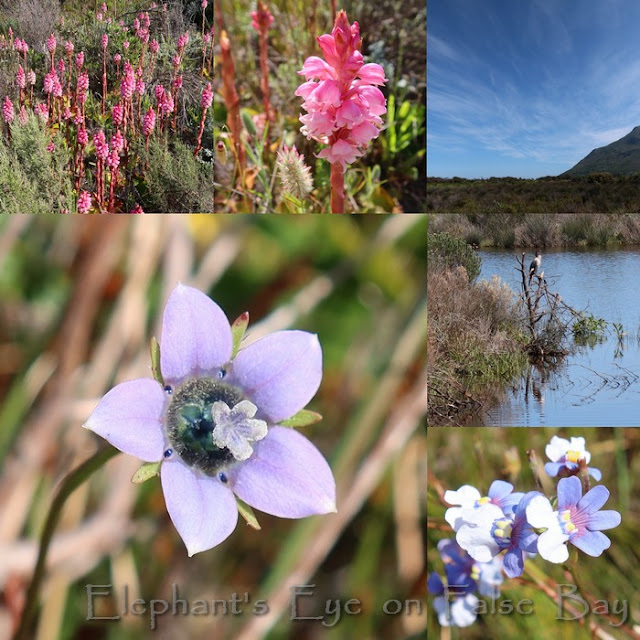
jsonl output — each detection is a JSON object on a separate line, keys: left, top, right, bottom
{"left": 561, "top": 126, "right": 640, "bottom": 177}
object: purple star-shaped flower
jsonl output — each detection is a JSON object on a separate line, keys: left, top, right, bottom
{"left": 526, "top": 475, "right": 621, "bottom": 563}
{"left": 84, "top": 284, "right": 336, "bottom": 556}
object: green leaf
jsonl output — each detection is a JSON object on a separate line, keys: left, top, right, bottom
{"left": 231, "top": 312, "right": 249, "bottom": 357}
{"left": 132, "top": 461, "right": 162, "bottom": 483}
{"left": 280, "top": 409, "right": 323, "bottom": 428}
{"left": 236, "top": 497, "right": 261, "bottom": 530}
{"left": 150, "top": 336, "right": 164, "bottom": 385}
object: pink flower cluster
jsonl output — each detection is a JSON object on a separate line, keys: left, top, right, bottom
{"left": 46, "top": 33, "right": 56, "bottom": 54}
{"left": 2, "top": 96, "right": 14, "bottom": 124}
{"left": 251, "top": 3, "right": 274, "bottom": 32}
{"left": 16, "top": 66, "right": 26, "bottom": 89}
{"left": 295, "top": 11, "right": 387, "bottom": 171}
{"left": 14, "top": 38, "right": 28, "bottom": 55}
{"left": 77, "top": 190, "right": 92, "bottom": 214}
{"left": 94, "top": 130, "right": 109, "bottom": 161}
{"left": 44, "top": 71, "right": 62, "bottom": 96}
{"left": 143, "top": 107, "right": 155, "bottom": 136}
{"left": 201, "top": 83, "right": 213, "bottom": 110}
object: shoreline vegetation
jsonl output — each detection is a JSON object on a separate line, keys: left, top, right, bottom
{"left": 426, "top": 213, "right": 640, "bottom": 426}
{"left": 427, "top": 175, "right": 640, "bottom": 213}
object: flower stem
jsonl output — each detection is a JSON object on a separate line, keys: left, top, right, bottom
{"left": 13, "top": 444, "right": 119, "bottom": 640}
{"left": 330, "top": 163, "right": 344, "bottom": 213}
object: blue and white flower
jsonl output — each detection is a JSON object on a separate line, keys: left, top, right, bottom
{"left": 544, "top": 436, "right": 601, "bottom": 481}
{"left": 444, "top": 480, "right": 524, "bottom": 531}
{"left": 455, "top": 492, "right": 541, "bottom": 578}
{"left": 526, "top": 476, "right": 621, "bottom": 563}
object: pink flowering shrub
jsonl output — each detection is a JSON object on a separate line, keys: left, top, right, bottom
{"left": 0, "top": 3, "right": 215, "bottom": 212}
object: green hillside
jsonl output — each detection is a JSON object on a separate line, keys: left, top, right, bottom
{"left": 561, "top": 126, "right": 640, "bottom": 176}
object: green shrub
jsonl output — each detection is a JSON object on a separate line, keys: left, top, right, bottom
{"left": 143, "top": 138, "right": 213, "bottom": 212}
{"left": 427, "top": 232, "right": 481, "bottom": 281}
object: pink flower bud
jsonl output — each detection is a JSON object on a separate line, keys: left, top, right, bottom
{"left": 172, "top": 54, "right": 180, "bottom": 68}
{"left": 172, "top": 74, "right": 183, "bottom": 89}
{"left": 76, "top": 51, "right": 85, "bottom": 68}
{"left": 133, "top": 18, "right": 140, "bottom": 30}
{"left": 130, "top": 204, "right": 144, "bottom": 213}
{"left": 136, "top": 78, "right": 145, "bottom": 95}
{"left": 150, "top": 39, "right": 159, "bottom": 54}
{"left": 123, "top": 40, "right": 130, "bottom": 51}
{"left": 201, "top": 82, "right": 213, "bottom": 110}
{"left": 57, "top": 58, "right": 65, "bottom": 75}
{"left": 18, "top": 105, "right": 28, "bottom": 124}
{"left": 2, "top": 96, "right": 14, "bottom": 124}
{"left": 65, "top": 40, "right": 74, "bottom": 54}
{"left": 27, "top": 70, "right": 36, "bottom": 85}
{"left": 202, "top": 0, "right": 208, "bottom": 8}
{"left": 101, "top": 2, "right": 107, "bottom": 13}
{"left": 46, "top": 33, "right": 56, "bottom": 54}
{"left": 102, "top": 33, "right": 108, "bottom": 49}
{"left": 96, "top": 12, "right": 103, "bottom": 21}
{"left": 155, "top": 84, "right": 165, "bottom": 102}
{"left": 43, "top": 71, "right": 56, "bottom": 94}
{"left": 16, "top": 66, "right": 26, "bottom": 89}
{"left": 46, "top": 141, "right": 55, "bottom": 153}
{"left": 63, "top": 106, "right": 72, "bottom": 120}
{"left": 77, "top": 190, "right": 92, "bottom": 214}
{"left": 143, "top": 107, "right": 155, "bottom": 136}
{"left": 114, "top": 53, "right": 121, "bottom": 63}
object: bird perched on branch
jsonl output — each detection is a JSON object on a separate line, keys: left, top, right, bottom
{"left": 529, "top": 251, "right": 541, "bottom": 283}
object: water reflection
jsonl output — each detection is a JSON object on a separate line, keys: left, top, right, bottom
{"left": 478, "top": 248, "right": 640, "bottom": 426}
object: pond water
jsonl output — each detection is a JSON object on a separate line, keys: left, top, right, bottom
{"left": 477, "top": 247, "right": 640, "bottom": 426}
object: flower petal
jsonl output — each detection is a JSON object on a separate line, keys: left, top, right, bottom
{"left": 586, "top": 510, "right": 621, "bottom": 531}
{"left": 503, "top": 548, "right": 524, "bottom": 578}
{"left": 557, "top": 476, "right": 583, "bottom": 510}
{"left": 228, "top": 426, "right": 335, "bottom": 517}
{"left": 570, "top": 530, "right": 611, "bottom": 556}
{"left": 444, "top": 485, "right": 481, "bottom": 507}
{"left": 487, "top": 480, "right": 514, "bottom": 501}
{"left": 537, "top": 528, "right": 569, "bottom": 563}
{"left": 84, "top": 378, "right": 166, "bottom": 462}
{"left": 160, "top": 284, "right": 232, "bottom": 385}
{"left": 231, "top": 330, "right": 322, "bottom": 423}
{"left": 577, "top": 484, "right": 610, "bottom": 514}
{"left": 161, "top": 458, "right": 238, "bottom": 556}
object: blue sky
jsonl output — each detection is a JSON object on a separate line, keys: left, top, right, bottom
{"left": 427, "top": 0, "right": 640, "bottom": 178}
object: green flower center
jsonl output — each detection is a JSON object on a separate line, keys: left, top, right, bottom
{"left": 166, "top": 378, "right": 267, "bottom": 476}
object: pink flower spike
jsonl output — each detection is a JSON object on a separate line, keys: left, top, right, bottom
{"left": 201, "top": 83, "right": 213, "bottom": 110}
{"left": 77, "top": 191, "right": 92, "bottom": 214}
{"left": 16, "top": 66, "right": 26, "bottom": 89}
{"left": 143, "top": 107, "right": 156, "bottom": 136}
{"left": 76, "top": 51, "right": 85, "bottom": 68}
{"left": 46, "top": 33, "right": 56, "bottom": 54}
{"left": 102, "top": 33, "right": 109, "bottom": 49}
{"left": 2, "top": 97, "right": 14, "bottom": 124}
{"left": 65, "top": 40, "right": 74, "bottom": 54}
{"left": 27, "top": 70, "right": 36, "bottom": 86}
